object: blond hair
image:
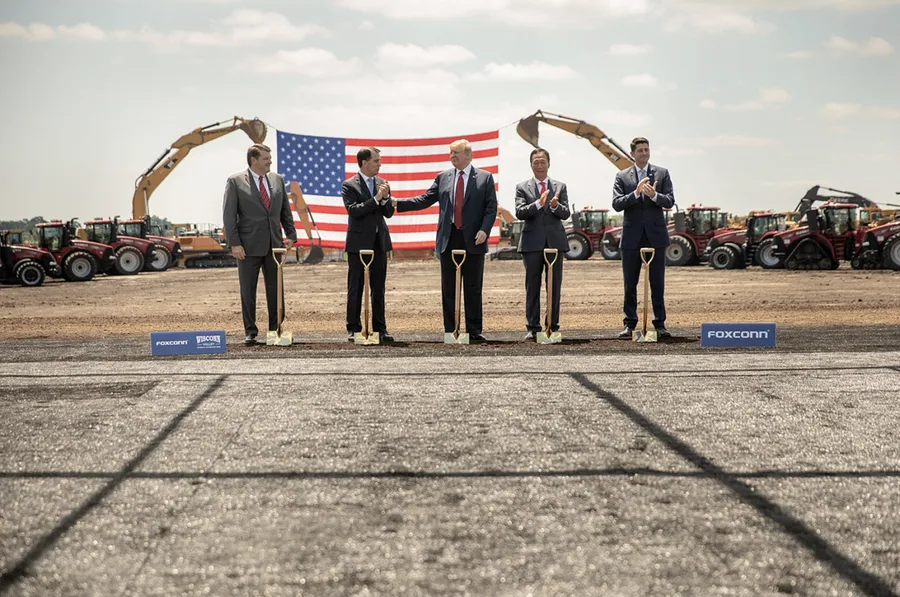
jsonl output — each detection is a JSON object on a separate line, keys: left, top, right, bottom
{"left": 449, "top": 139, "right": 472, "bottom": 156}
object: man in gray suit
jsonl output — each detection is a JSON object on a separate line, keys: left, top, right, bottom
{"left": 394, "top": 139, "right": 497, "bottom": 342}
{"left": 223, "top": 143, "right": 297, "bottom": 345}
{"left": 515, "top": 148, "right": 570, "bottom": 340}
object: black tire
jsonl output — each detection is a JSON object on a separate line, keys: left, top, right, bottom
{"left": 756, "top": 239, "right": 783, "bottom": 269}
{"left": 115, "top": 246, "right": 144, "bottom": 275}
{"left": 566, "top": 234, "right": 591, "bottom": 260}
{"left": 148, "top": 246, "right": 171, "bottom": 272}
{"left": 883, "top": 235, "right": 900, "bottom": 271}
{"left": 709, "top": 246, "right": 737, "bottom": 270}
{"left": 666, "top": 235, "right": 693, "bottom": 266}
{"left": 14, "top": 260, "right": 45, "bottom": 287}
{"left": 63, "top": 251, "right": 96, "bottom": 282}
{"left": 600, "top": 241, "right": 621, "bottom": 260}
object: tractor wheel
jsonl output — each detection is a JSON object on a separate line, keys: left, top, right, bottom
{"left": 63, "top": 251, "right": 96, "bottom": 282}
{"left": 883, "top": 236, "right": 900, "bottom": 271}
{"left": 148, "top": 246, "right": 171, "bottom": 272}
{"left": 14, "top": 260, "right": 45, "bottom": 287}
{"left": 709, "top": 246, "right": 737, "bottom": 270}
{"left": 600, "top": 242, "right": 621, "bottom": 260}
{"left": 565, "top": 234, "right": 590, "bottom": 260}
{"left": 666, "top": 235, "right": 693, "bottom": 266}
{"left": 756, "top": 239, "right": 783, "bottom": 269}
{"left": 115, "top": 246, "right": 144, "bottom": 275}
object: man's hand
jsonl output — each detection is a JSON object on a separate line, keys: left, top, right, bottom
{"left": 376, "top": 182, "right": 390, "bottom": 201}
{"left": 231, "top": 246, "right": 246, "bottom": 260}
{"left": 538, "top": 188, "right": 550, "bottom": 207}
{"left": 283, "top": 238, "right": 295, "bottom": 248}
{"left": 636, "top": 177, "right": 651, "bottom": 196}
{"left": 392, "top": 198, "right": 398, "bottom": 208}
{"left": 549, "top": 193, "right": 560, "bottom": 210}
{"left": 647, "top": 181, "right": 658, "bottom": 200}
{"left": 475, "top": 230, "right": 488, "bottom": 245}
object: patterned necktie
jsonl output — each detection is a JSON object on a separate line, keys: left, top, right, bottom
{"left": 637, "top": 168, "right": 645, "bottom": 198}
{"left": 368, "top": 177, "right": 375, "bottom": 198}
{"left": 454, "top": 170, "right": 465, "bottom": 229}
{"left": 258, "top": 175, "right": 270, "bottom": 211}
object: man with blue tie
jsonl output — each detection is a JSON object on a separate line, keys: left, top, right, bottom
{"left": 612, "top": 137, "right": 676, "bottom": 339}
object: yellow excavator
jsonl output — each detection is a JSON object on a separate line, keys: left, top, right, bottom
{"left": 516, "top": 109, "right": 635, "bottom": 171}
{"left": 133, "top": 116, "right": 324, "bottom": 266}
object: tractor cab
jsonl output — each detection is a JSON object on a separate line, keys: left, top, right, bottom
{"left": 37, "top": 220, "right": 74, "bottom": 252}
{"left": 117, "top": 219, "right": 148, "bottom": 239}
{"left": 83, "top": 218, "right": 120, "bottom": 245}
{"left": 674, "top": 205, "right": 720, "bottom": 235}
{"left": 571, "top": 209, "right": 609, "bottom": 234}
{"left": 747, "top": 213, "right": 787, "bottom": 244}
{"left": 819, "top": 204, "right": 858, "bottom": 237}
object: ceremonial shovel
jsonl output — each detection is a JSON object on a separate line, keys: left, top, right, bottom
{"left": 632, "top": 247, "right": 658, "bottom": 343}
{"left": 353, "top": 250, "right": 380, "bottom": 345}
{"left": 445, "top": 249, "right": 469, "bottom": 344}
{"left": 266, "top": 248, "right": 293, "bottom": 346}
{"left": 536, "top": 248, "right": 562, "bottom": 344}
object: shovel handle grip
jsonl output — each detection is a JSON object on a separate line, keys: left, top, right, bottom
{"left": 640, "top": 247, "right": 656, "bottom": 265}
{"left": 451, "top": 249, "right": 467, "bottom": 269}
{"left": 359, "top": 249, "right": 375, "bottom": 269}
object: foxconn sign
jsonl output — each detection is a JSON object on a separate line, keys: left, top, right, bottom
{"left": 151, "top": 330, "right": 227, "bottom": 356}
{"left": 700, "top": 323, "right": 776, "bottom": 347}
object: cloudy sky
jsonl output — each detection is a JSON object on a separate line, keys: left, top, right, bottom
{"left": 2, "top": 0, "right": 898, "bottom": 224}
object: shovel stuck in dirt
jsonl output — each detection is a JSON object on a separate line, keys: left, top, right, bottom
{"left": 445, "top": 250, "right": 469, "bottom": 344}
{"left": 267, "top": 248, "right": 293, "bottom": 346}
{"left": 354, "top": 250, "right": 380, "bottom": 345}
{"left": 632, "top": 247, "right": 658, "bottom": 343}
{"left": 536, "top": 248, "right": 562, "bottom": 344}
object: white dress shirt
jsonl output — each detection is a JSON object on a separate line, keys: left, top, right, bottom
{"left": 250, "top": 169, "right": 271, "bottom": 196}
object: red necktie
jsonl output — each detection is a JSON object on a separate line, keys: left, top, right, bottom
{"left": 454, "top": 170, "right": 464, "bottom": 229}
{"left": 539, "top": 181, "right": 546, "bottom": 202}
{"left": 259, "top": 175, "right": 270, "bottom": 211}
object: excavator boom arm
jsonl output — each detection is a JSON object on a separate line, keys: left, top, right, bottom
{"left": 516, "top": 110, "right": 634, "bottom": 171}
{"left": 132, "top": 116, "right": 267, "bottom": 219}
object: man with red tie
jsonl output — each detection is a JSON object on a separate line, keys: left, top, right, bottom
{"left": 223, "top": 143, "right": 297, "bottom": 345}
{"left": 394, "top": 139, "right": 498, "bottom": 342}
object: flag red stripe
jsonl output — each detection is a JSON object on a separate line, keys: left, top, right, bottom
{"left": 298, "top": 204, "right": 441, "bottom": 216}
{"left": 389, "top": 183, "right": 499, "bottom": 199}
{"left": 312, "top": 222, "right": 442, "bottom": 234}
{"left": 346, "top": 130, "right": 498, "bottom": 147}
{"left": 292, "top": 236, "right": 501, "bottom": 250}
{"left": 343, "top": 147, "right": 498, "bottom": 165}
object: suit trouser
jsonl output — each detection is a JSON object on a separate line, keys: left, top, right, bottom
{"left": 346, "top": 247, "right": 388, "bottom": 333}
{"left": 621, "top": 235, "right": 666, "bottom": 329}
{"left": 440, "top": 227, "right": 485, "bottom": 334}
{"left": 522, "top": 249, "right": 563, "bottom": 332}
{"left": 237, "top": 253, "right": 281, "bottom": 335}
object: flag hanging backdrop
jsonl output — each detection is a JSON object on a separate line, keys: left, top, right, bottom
{"left": 276, "top": 130, "right": 501, "bottom": 251}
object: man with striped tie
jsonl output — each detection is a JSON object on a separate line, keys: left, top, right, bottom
{"left": 223, "top": 143, "right": 297, "bottom": 345}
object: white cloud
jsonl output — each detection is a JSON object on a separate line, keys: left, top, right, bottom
{"left": 469, "top": 62, "right": 580, "bottom": 81}
{"left": 376, "top": 43, "right": 476, "bottom": 70}
{"left": 693, "top": 135, "right": 779, "bottom": 148}
{"left": 819, "top": 102, "right": 862, "bottom": 118}
{"left": 296, "top": 69, "right": 463, "bottom": 105}
{"left": 657, "top": 146, "right": 705, "bottom": 157}
{"left": 785, "top": 50, "right": 815, "bottom": 59}
{"left": 622, "top": 73, "right": 658, "bottom": 88}
{"left": 0, "top": 21, "right": 104, "bottom": 41}
{"left": 592, "top": 109, "right": 652, "bottom": 127}
{"left": 705, "top": 87, "right": 791, "bottom": 111}
{"left": 820, "top": 103, "right": 900, "bottom": 119}
{"left": 608, "top": 44, "right": 652, "bottom": 56}
{"left": 359, "top": 20, "right": 375, "bottom": 30}
{"left": 825, "top": 35, "right": 893, "bottom": 56}
{"left": 259, "top": 48, "right": 360, "bottom": 77}
{"left": 699, "top": 99, "right": 717, "bottom": 109}
{"left": 664, "top": 6, "right": 775, "bottom": 34}
{"left": 868, "top": 106, "right": 900, "bottom": 119}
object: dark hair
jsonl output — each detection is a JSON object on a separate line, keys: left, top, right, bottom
{"left": 630, "top": 137, "right": 650, "bottom": 152}
{"left": 529, "top": 148, "right": 550, "bottom": 164}
{"left": 246, "top": 143, "right": 271, "bottom": 166}
{"left": 356, "top": 146, "right": 380, "bottom": 167}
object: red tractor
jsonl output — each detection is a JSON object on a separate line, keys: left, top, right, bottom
{"left": 770, "top": 204, "right": 864, "bottom": 270}
{"left": 0, "top": 230, "right": 59, "bottom": 287}
{"left": 666, "top": 204, "right": 726, "bottom": 266}
{"left": 80, "top": 217, "right": 157, "bottom": 275}
{"left": 36, "top": 219, "right": 116, "bottom": 282}
{"left": 565, "top": 208, "right": 619, "bottom": 260}
{"left": 116, "top": 216, "right": 182, "bottom": 271}
{"left": 851, "top": 218, "right": 900, "bottom": 270}
{"left": 705, "top": 212, "right": 791, "bottom": 269}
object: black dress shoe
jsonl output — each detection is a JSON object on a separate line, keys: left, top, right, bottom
{"left": 379, "top": 332, "right": 394, "bottom": 342}
{"left": 469, "top": 333, "right": 487, "bottom": 343}
{"left": 656, "top": 327, "right": 672, "bottom": 339}
{"left": 616, "top": 327, "right": 634, "bottom": 339}
{"left": 244, "top": 334, "right": 257, "bottom": 345}
{"left": 347, "top": 332, "right": 355, "bottom": 342}
{"left": 524, "top": 331, "right": 536, "bottom": 341}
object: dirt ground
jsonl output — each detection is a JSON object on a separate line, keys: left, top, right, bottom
{"left": 1, "top": 258, "right": 898, "bottom": 341}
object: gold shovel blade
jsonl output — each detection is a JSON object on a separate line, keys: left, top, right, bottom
{"left": 275, "top": 331, "right": 293, "bottom": 346}
{"left": 632, "top": 329, "right": 658, "bottom": 343}
{"left": 444, "top": 332, "right": 469, "bottom": 344}
{"left": 266, "top": 331, "right": 278, "bottom": 346}
{"left": 537, "top": 331, "right": 563, "bottom": 344}
{"left": 354, "top": 331, "right": 380, "bottom": 345}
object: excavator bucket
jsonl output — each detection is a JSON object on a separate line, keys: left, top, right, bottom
{"left": 288, "top": 181, "right": 325, "bottom": 264}
{"left": 516, "top": 113, "right": 541, "bottom": 148}
{"left": 239, "top": 119, "right": 267, "bottom": 144}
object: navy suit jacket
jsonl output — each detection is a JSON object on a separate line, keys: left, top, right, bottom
{"left": 514, "top": 178, "right": 571, "bottom": 252}
{"left": 397, "top": 166, "right": 498, "bottom": 254}
{"left": 612, "top": 164, "right": 675, "bottom": 250}
{"left": 341, "top": 173, "right": 394, "bottom": 253}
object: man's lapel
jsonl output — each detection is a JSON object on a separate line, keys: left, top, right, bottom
{"left": 246, "top": 171, "right": 260, "bottom": 200}
{"left": 464, "top": 167, "right": 477, "bottom": 204}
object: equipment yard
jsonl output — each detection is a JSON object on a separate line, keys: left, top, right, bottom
{"left": 2, "top": 260, "right": 899, "bottom": 596}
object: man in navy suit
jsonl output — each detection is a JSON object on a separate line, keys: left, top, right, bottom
{"left": 394, "top": 139, "right": 498, "bottom": 341}
{"left": 515, "top": 148, "right": 570, "bottom": 340}
{"left": 611, "top": 137, "right": 676, "bottom": 339}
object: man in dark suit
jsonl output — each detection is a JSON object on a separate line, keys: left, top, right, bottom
{"left": 223, "top": 143, "right": 297, "bottom": 345}
{"left": 611, "top": 136, "right": 676, "bottom": 339}
{"left": 342, "top": 147, "right": 395, "bottom": 342}
{"left": 394, "top": 139, "right": 497, "bottom": 342}
{"left": 515, "top": 148, "right": 570, "bottom": 340}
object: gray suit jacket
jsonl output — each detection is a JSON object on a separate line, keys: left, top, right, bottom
{"left": 514, "top": 177, "right": 571, "bottom": 252}
{"left": 397, "top": 166, "right": 498, "bottom": 254}
{"left": 612, "top": 163, "right": 675, "bottom": 250}
{"left": 223, "top": 169, "right": 297, "bottom": 257}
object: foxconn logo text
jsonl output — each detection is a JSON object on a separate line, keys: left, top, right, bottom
{"left": 706, "top": 330, "right": 770, "bottom": 339}
{"left": 156, "top": 340, "right": 189, "bottom": 346}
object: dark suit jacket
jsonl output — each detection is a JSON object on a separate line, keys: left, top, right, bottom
{"left": 397, "top": 166, "right": 498, "bottom": 255}
{"left": 341, "top": 173, "right": 394, "bottom": 252}
{"left": 514, "top": 178, "right": 571, "bottom": 252}
{"left": 223, "top": 169, "right": 297, "bottom": 257}
{"left": 612, "top": 164, "right": 675, "bottom": 250}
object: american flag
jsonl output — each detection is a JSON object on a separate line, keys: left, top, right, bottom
{"left": 276, "top": 130, "right": 501, "bottom": 251}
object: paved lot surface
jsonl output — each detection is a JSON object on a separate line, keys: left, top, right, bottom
{"left": 1, "top": 346, "right": 898, "bottom": 596}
